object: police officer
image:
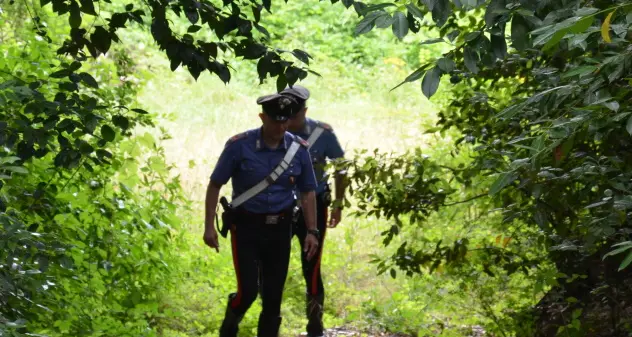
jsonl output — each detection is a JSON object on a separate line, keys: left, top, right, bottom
{"left": 203, "top": 93, "right": 321, "bottom": 337}
{"left": 281, "top": 85, "right": 346, "bottom": 337}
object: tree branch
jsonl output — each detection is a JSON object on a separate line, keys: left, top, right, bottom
{"left": 443, "top": 193, "right": 487, "bottom": 206}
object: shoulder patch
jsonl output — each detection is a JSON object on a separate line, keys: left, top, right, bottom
{"left": 316, "top": 121, "right": 333, "bottom": 131}
{"left": 225, "top": 132, "right": 247, "bottom": 147}
{"left": 294, "top": 135, "right": 309, "bottom": 148}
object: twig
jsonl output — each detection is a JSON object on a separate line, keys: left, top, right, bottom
{"left": 60, "top": 157, "right": 87, "bottom": 191}
{"left": 443, "top": 193, "right": 487, "bottom": 206}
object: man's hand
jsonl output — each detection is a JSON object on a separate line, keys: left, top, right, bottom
{"left": 203, "top": 228, "right": 219, "bottom": 252}
{"left": 328, "top": 207, "right": 342, "bottom": 228}
{"left": 304, "top": 234, "right": 319, "bottom": 260}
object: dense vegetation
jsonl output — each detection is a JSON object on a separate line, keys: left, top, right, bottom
{"left": 2, "top": 0, "right": 632, "bottom": 336}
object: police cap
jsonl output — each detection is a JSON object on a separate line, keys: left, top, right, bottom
{"left": 280, "top": 85, "right": 310, "bottom": 110}
{"left": 280, "top": 85, "right": 310, "bottom": 102}
{"left": 256, "top": 93, "right": 298, "bottom": 122}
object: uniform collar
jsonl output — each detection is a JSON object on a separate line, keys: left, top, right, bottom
{"left": 255, "top": 127, "right": 288, "bottom": 151}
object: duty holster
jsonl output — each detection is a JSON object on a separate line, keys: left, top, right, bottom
{"left": 318, "top": 184, "right": 332, "bottom": 208}
{"left": 218, "top": 196, "right": 234, "bottom": 238}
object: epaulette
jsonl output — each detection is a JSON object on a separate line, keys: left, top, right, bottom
{"left": 225, "top": 132, "right": 247, "bottom": 147}
{"left": 316, "top": 121, "right": 333, "bottom": 132}
{"left": 294, "top": 135, "right": 309, "bottom": 148}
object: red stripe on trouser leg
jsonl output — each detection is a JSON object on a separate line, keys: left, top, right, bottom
{"left": 230, "top": 227, "right": 242, "bottom": 309}
{"left": 311, "top": 208, "right": 327, "bottom": 295}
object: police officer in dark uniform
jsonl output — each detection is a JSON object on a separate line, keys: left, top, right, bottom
{"left": 281, "top": 85, "right": 346, "bottom": 337}
{"left": 203, "top": 93, "right": 321, "bottom": 337}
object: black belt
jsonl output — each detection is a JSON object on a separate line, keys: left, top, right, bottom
{"left": 235, "top": 208, "right": 293, "bottom": 225}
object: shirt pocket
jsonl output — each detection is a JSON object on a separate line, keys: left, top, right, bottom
{"left": 280, "top": 156, "right": 302, "bottom": 187}
{"left": 239, "top": 158, "right": 266, "bottom": 185}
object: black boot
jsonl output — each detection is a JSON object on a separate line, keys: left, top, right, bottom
{"left": 219, "top": 294, "right": 244, "bottom": 337}
{"left": 306, "top": 293, "right": 325, "bottom": 337}
{"left": 257, "top": 314, "right": 282, "bottom": 337}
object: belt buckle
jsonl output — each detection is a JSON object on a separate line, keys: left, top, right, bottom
{"left": 265, "top": 215, "right": 279, "bottom": 225}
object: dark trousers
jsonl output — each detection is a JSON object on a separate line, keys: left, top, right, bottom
{"left": 220, "top": 210, "right": 293, "bottom": 337}
{"left": 293, "top": 196, "right": 328, "bottom": 335}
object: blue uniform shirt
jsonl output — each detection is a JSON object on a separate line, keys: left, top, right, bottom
{"left": 293, "top": 118, "right": 345, "bottom": 195}
{"left": 210, "top": 128, "right": 318, "bottom": 214}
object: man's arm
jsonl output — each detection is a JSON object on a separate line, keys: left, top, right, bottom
{"left": 204, "top": 180, "right": 222, "bottom": 230}
{"left": 204, "top": 137, "right": 240, "bottom": 252}
{"left": 300, "top": 191, "right": 317, "bottom": 231}
{"left": 324, "top": 127, "right": 346, "bottom": 227}
{"left": 203, "top": 180, "right": 222, "bottom": 252}
{"left": 333, "top": 168, "right": 347, "bottom": 207}
{"left": 296, "top": 143, "right": 319, "bottom": 260}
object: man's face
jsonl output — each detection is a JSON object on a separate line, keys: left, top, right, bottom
{"left": 288, "top": 107, "right": 307, "bottom": 130}
{"left": 260, "top": 113, "right": 289, "bottom": 141}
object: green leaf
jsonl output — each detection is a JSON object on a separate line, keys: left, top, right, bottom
{"left": 78, "top": 140, "right": 94, "bottom": 154}
{"left": 585, "top": 200, "right": 608, "bottom": 209}
{"left": 132, "top": 108, "right": 149, "bottom": 114}
{"left": 0, "top": 156, "right": 21, "bottom": 165}
{"left": 291, "top": 49, "right": 312, "bottom": 65}
{"left": 101, "top": 125, "right": 115, "bottom": 142}
{"left": 419, "top": 0, "right": 436, "bottom": 11}
{"left": 421, "top": 67, "right": 441, "bottom": 99}
{"left": 79, "top": 72, "right": 98, "bottom": 88}
{"left": 436, "top": 57, "right": 454, "bottom": 72}
{"left": 533, "top": 207, "right": 548, "bottom": 228}
{"left": 431, "top": 0, "right": 450, "bottom": 27}
{"left": 619, "top": 251, "right": 632, "bottom": 271}
{"left": 603, "top": 244, "right": 632, "bottom": 259}
{"left": 542, "top": 30, "right": 567, "bottom": 51}
{"left": 392, "top": 11, "right": 409, "bottom": 39}
{"left": 603, "top": 101, "right": 619, "bottom": 112}
{"left": 511, "top": 14, "right": 529, "bottom": 51}
{"left": 79, "top": 0, "right": 96, "bottom": 15}
{"left": 626, "top": 115, "right": 632, "bottom": 136}
{"left": 491, "top": 33, "right": 507, "bottom": 60}
{"left": 561, "top": 65, "right": 596, "bottom": 79}
{"left": 406, "top": 3, "right": 424, "bottom": 19}
{"left": 569, "top": 16, "right": 594, "bottom": 34}
{"left": 532, "top": 27, "right": 562, "bottom": 48}
{"left": 390, "top": 65, "right": 428, "bottom": 91}
{"left": 489, "top": 172, "right": 516, "bottom": 195}
{"left": 485, "top": 0, "right": 505, "bottom": 27}
{"left": 113, "top": 115, "right": 130, "bottom": 130}
{"left": 375, "top": 13, "right": 394, "bottom": 28}
{"left": 276, "top": 73, "right": 287, "bottom": 92}
{"left": 254, "top": 23, "right": 270, "bottom": 38}
{"left": 420, "top": 38, "right": 445, "bottom": 45}
{"left": 262, "top": 0, "right": 271, "bottom": 11}
{"left": 464, "top": 31, "right": 481, "bottom": 42}
{"left": 463, "top": 47, "right": 479, "bottom": 74}
{"left": 187, "top": 25, "right": 202, "bottom": 33}
{"left": 355, "top": 14, "right": 376, "bottom": 35}
{"left": 91, "top": 26, "right": 112, "bottom": 55}
{"left": 69, "top": 1, "right": 82, "bottom": 28}
{"left": 3, "top": 166, "right": 28, "bottom": 174}
{"left": 572, "top": 309, "right": 583, "bottom": 319}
